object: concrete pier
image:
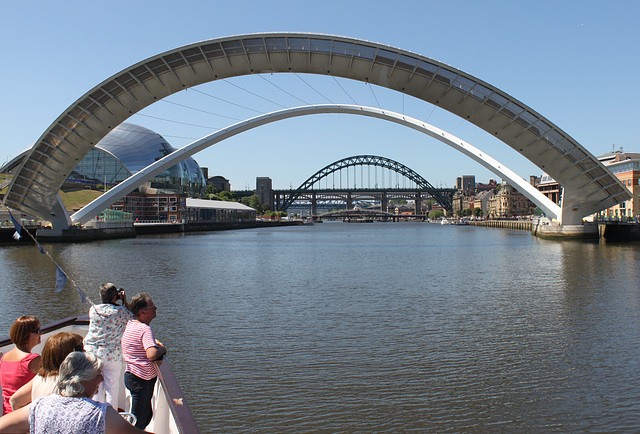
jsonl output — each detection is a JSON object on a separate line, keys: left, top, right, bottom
{"left": 533, "top": 222, "right": 598, "bottom": 240}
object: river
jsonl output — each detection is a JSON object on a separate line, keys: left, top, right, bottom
{"left": 2, "top": 222, "right": 640, "bottom": 432}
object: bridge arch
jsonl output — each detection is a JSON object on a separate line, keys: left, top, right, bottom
{"left": 4, "top": 32, "right": 627, "bottom": 226}
{"left": 70, "top": 105, "right": 561, "bottom": 225}
{"left": 279, "top": 155, "right": 456, "bottom": 211}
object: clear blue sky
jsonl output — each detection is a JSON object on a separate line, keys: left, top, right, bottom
{"left": 2, "top": 1, "right": 638, "bottom": 190}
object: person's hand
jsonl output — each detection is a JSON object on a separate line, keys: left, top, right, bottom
{"left": 155, "top": 339, "right": 167, "bottom": 355}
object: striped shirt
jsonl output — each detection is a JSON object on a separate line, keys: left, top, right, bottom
{"left": 121, "top": 320, "right": 158, "bottom": 380}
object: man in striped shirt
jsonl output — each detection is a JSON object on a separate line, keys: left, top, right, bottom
{"left": 121, "top": 292, "right": 167, "bottom": 430}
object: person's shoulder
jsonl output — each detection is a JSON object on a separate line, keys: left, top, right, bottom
{"left": 23, "top": 352, "right": 40, "bottom": 362}
{"left": 124, "top": 319, "right": 147, "bottom": 332}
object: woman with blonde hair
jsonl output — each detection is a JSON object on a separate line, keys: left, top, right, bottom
{"left": 0, "top": 316, "right": 42, "bottom": 415}
{"left": 9, "top": 332, "right": 83, "bottom": 410}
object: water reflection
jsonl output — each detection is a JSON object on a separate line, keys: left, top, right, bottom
{"left": 1, "top": 224, "right": 640, "bottom": 431}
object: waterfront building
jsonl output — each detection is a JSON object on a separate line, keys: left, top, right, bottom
{"left": 67, "top": 123, "right": 206, "bottom": 196}
{"left": 453, "top": 176, "right": 496, "bottom": 216}
{"left": 183, "top": 198, "right": 256, "bottom": 223}
{"left": 207, "top": 175, "right": 231, "bottom": 192}
{"left": 471, "top": 190, "right": 494, "bottom": 216}
{"left": 1, "top": 123, "right": 208, "bottom": 223}
{"left": 70, "top": 123, "right": 206, "bottom": 221}
{"left": 535, "top": 173, "right": 562, "bottom": 205}
{"left": 487, "top": 182, "right": 535, "bottom": 218}
{"left": 595, "top": 151, "right": 640, "bottom": 218}
{"left": 456, "top": 175, "right": 475, "bottom": 194}
{"left": 111, "top": 192, "right": 184, "bottom": 222}
{"left": 476, "top": 179, "right": 498, "bottom": 192}
{"left": 452, "top": 190, "right": 464, "bottom": 215}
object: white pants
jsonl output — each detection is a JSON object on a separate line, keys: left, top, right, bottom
{"left": 93, "top": 359, "right": 123, "bottom": 409}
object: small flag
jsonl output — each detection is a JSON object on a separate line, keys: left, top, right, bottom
{"left": 37, "top": 242, "right": 46, "bottom": 255}
{"left": 77, "top": 287, "right": 88, "bottom": 304}
{"left": 55, "top": 266, "right": 67, "bottom": 293}
{"left": 9, "top": 213, "right": 21, "bottom": 241}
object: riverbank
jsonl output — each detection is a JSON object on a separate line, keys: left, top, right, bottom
{"left": 471, "top": 218, "right": 640, "bottom": 241}
{"left": 1, "top": 220, "right": 303, "bottom": 243}
{"left": 469, "top": 220, "right": 532, "bottom": 231}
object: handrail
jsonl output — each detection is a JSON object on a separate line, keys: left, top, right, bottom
{"left": 157, "top": 358, "right": 200, "bottom": 433}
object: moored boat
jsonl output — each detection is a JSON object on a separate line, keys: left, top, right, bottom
{"left": 0, "top": 315, "right": 199, "bottom": 433}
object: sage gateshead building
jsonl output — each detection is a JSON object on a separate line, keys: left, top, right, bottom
{"left": 1, "top": 123, "right": 207, "bottom": 222}
{"left": 67, "top": 122, "right": 205, "bottom": 196}
{"left": 70, "top": 123, "right": 206, "bottom": 222}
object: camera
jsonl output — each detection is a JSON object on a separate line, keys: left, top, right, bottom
{"left": 117, "top": 288, "right": 125, "bottom": 300}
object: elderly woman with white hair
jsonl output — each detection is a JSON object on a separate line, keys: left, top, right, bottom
{"left": 0, "top": 352, "right": 150, "bottom": 434}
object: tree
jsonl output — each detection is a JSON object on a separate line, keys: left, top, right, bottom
{"left": 472, "top": 207, "right": 483, "bottom": 217}
{"left": 240, "top": 194, "right": 266, "bottom": 214}
{"left": 215, "top": 191, "right": 237, "bottom": 201}
{"left": 205, "top": 185, "right": 219, "bottom": 196}
{"left": 429, "top": 209, "right": 444, "bottom": 219}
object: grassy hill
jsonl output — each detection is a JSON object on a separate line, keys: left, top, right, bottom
{"left": 59, "top": 189, "right": 103, "bottom": 212}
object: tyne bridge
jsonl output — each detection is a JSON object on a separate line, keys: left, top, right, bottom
{"left": 273, "top": 155, "right": 456, "bottom": 215}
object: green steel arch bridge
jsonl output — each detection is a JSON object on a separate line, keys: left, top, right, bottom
{"left": 273, "top": 155, "right": 456, "bottom": 213}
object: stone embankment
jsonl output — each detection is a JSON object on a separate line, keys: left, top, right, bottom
{"left": 469, "top": 220, "right": 532, "bottom": 231}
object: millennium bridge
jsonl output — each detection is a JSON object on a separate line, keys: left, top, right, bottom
{"left": 2, "top": 32, "right": 630, "bottom": 238}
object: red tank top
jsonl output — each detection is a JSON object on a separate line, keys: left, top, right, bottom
{"left": 0, "top": 352, "right": 39, "bottom": 414}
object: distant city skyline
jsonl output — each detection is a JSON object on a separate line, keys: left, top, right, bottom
{"left": 2, "top": 1, "right": 637, "bottom": 191}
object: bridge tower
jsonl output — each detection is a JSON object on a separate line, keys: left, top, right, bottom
{"left": 256, "top": 177, "right": 274, "bottom": 211}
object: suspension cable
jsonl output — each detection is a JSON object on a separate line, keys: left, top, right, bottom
{"left": 160, "top": 99, "right": 242, "bottom": 121}
{"left": 295, "top": 73, "right": 334, "bottom": 104}
{"left": 258, "top": 75, "right": 310, "bottom": 105}
{"left": 135, "top": 113, "right": 221, "bottom": 130}
{"left": 367, "top": 82, "right": 381, "bottom": 109}
{"left": 189, "top": 88, "right": 263, "bottom": 113}
{"left": 331, "top": 76, "right": 357, "bottom": 104}
{"left": 225, "top": 80, "right": 287, "bottom": 108}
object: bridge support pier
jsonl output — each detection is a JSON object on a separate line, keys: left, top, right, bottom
{"left": 311, "top": 193, "right": 317, "bottom": 216}
{"left": 532, "top": 219, "right": 598, "bottom": 240}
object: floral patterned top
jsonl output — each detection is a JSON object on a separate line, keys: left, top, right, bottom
{"left": 83, "top": 304, "right": 134, "bottom": 363}
{"left": 29, "top": 395, "right": 109, "bottom": 434}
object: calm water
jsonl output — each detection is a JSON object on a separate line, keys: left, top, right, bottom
{"left": 2, "top": 222, "right": 640, "bottom": 432}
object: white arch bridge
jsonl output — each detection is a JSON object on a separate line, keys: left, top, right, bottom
{"left": 2, "top": 32, "right": 628, "bottom": 229}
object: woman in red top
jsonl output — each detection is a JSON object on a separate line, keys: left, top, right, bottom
{"left": 0, "top": 316, "right": 42, "bottom": 415}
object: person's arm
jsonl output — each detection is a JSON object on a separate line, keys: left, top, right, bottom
{"left": 104, "top": 406, "right": 152, "bottom": 434}
{"left": 145, "top": 340, "right": 166, "bottom": 362}
{"left": 27, "top": 355, "right": 41, "bottom": 375}
{"left": 9, "top": 378, "right": 33, "bottom": 410}
{"left": 119, "top": 289, "right": 132, "bottom": 311}
{"left": 0, "top": 404, "right": 30, "bottom": 433}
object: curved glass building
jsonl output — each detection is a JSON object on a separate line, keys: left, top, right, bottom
{"left": 67, "top": 123, "right": 205, "bottom": 196}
